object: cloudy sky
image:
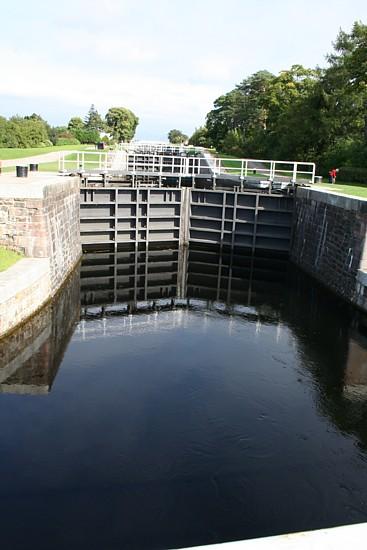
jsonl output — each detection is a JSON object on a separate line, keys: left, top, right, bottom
{"left": 1, "top": 0, "right": 366, "bottom": 139}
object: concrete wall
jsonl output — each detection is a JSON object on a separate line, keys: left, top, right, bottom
{"left": 0, "top": 174, "right": 81, "bottom": 338}
{"left": 291, "top": 187, "right": 367, "bottom": 309}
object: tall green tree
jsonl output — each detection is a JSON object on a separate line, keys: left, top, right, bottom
{"left": 0, "top": 116, "right": 8, "bottom": 147}
{"left": 85, "top": 104, "right": 104, "bottom": 132}
{"left": 189, "top": 126, "right": 210, "bottom": 147}
{"left": 206, "top": 89, "right": 247, "bottom": 150}
{"left": 324, "top": 22, "right": 367, "bottom": 143}
{"left": 68, "top": 116, "right": 84, "bottom": 133}
{"left": 206, "top": 71, "right": 275, "bottom": 155}
{"left": 168, "top": 129, "right": 188, "bottom": 144}
{"left": 204, "top": 22, "right": 367, "bottom": 170}
{"left": 105, "top": 107, "right": 139, "bottom": 142}
{"left": 263, "top": 65, "right": 321, "bottom": 159}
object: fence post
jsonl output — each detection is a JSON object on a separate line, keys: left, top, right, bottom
{"left": 271, "top": 161, "right": 275, "bottom": 180}
{"left": 292, "top": 162, "right": 298, "bottom": 182}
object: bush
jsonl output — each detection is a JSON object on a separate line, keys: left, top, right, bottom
{"left": 55, "top": 137, "right": 81, "bottom": 146}
{"left": 337, "top": 166, "right": 367, "bottom": 184}
{"left": 74, "top": 128, "right": 100, "bottom": 144}
{"left": 222, "top": 129, "right": 245, "bottom": 157}
{"left": 318, "top": 138, "right": 367, "bottom": 174}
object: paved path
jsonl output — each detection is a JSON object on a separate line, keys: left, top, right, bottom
{"left": 110, "top": 149, "right": 126, "bottom": 170}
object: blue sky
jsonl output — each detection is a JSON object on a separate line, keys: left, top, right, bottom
{"left": 1, "top": 0, "right": 366, "bottom": 140}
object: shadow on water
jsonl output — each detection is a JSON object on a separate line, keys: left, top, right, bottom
{"left": 1, "top": 245, "right": 367, "bottom": 549}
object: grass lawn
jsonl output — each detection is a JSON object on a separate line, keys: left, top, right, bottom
{"left": 0, "top": 247, "right": 23, "bottom": 272}
{"left": 314, "top": 181, "right": 367, "bottom": 198}
{"left": 212, "top": 151, "right": 367, "bottom": 195}
{"left": 59, "top": 152, "right": 111, "bottom": 170}
{"left": 0, "top": 144, "right": 92, "bottom": 161}
{"left": 1, "top": 151, "right": 111, "bottom": 173}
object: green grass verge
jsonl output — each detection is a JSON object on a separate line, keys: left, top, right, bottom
{"left": 0, "top": 247, "right": 23, "bottom": 272}
{"left": 314, "top": 182, "right": 367, "bottom": 198}
{"left": 2, "top": 151, "right": 111, "bottom": 173}
{"left": 0, "top": 144, "right": 92, "bottom": 161}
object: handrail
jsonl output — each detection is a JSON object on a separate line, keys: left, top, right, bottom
{"left": 58, "top": 150, "right": 316, "bottom": 183}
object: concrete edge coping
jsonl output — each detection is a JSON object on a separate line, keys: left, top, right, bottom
{"left": 0, "top": 257, "right": 50, "bottom": 303}
{"left": 296, "top": 186, "right": 367, "bottom": 211}
{"left": 182, "top": 522, "right": 367, "bottom": 549}
{"left": 0, "top": 173, "right": 78, "bottom": 199}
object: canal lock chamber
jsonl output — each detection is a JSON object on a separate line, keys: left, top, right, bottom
{"left": 2, "top": 235, "right": 367, "bottom": 549}
{"left": 1, "top": 142, "right": 367, "bottom": 549}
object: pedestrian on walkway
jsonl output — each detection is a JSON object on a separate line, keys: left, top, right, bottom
{"left": 328, "top": 168, "right": 337, "bottom": 184}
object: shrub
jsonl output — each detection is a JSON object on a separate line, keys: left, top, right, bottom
{"left": 337, "top": 166, "right": 367, "bottom": 184}
{"left": 55, "top": 137, "right": 81, "bottom": 146}
{"left": 74, "top": 128, "right": 100, "bottom": 144}
{"left": 318, "top": 138, "right": 367, "bottom": 175}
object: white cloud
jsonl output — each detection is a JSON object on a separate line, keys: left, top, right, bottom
{"left": 56, "top": 0, "right": 130, "bottom": 27}
{"left": 193, "top": 53, "right": 239, "bottom": 82}
{"left": 0, "top": 48, "right": 220, "bottom": 127}
{"left": 55, "top": 28, "right": 160, "bottom": 63}
{"left": 1, "top": 0, "right": 366, "bottom": 138}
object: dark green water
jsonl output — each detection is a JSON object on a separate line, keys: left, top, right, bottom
{"left": 1, "top": 246, "right": 367, "bottom": 549}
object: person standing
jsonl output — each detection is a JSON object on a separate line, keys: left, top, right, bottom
{"left": 331, "top": 168, "right": 338, "bottom": 184}
{"left": 328, "top": 168, "right": 337, "bottom": 184}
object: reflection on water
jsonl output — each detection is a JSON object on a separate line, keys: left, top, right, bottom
{"left": 0, "top": 266, "right": 80, "bottom": 394}
{"left": 1, "top": 246, "right": 367, "bottom": 549}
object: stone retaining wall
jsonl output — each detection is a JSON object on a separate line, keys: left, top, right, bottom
{"left": 0, "top": 258, "right": 50, "bottom": 337}
{"left": 291, "top": 188, "right": 367, "bottom": 309}
{"left": 0, "top": 174, "right": 81, "bottom": 337}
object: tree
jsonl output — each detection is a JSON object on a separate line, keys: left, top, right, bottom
{"left": 325, "top": 22, "right": 367, "bottom": 144}
{"left": 24, "top": 113, "right": 52, "bottom": 141}
{"left": 74, "top": 128, "right": 100, "bottom": 144}
{"left": 262, "top": 65, "right": 320, "bottom": 159}
{"left": 189, "top": 126, "right": 210, "bottom": 147}
{"left": 202, "top": 22, "right": 367, "bottom": 170}
{"left": 49, "top": 126, "right": 68, "bottom": 145}
{"left": 68, "top": 116, "right": 84, "bottom": 133}
{"left": 221, "top": 129, "right": 245, "bottom": 157}
{"left": 2, "top": 116, "right": 50, "bottom": 147}
{"left": 85, "top": 104, "right": 104, "bottom": 131}
{"left": 168, "top": 129, "right": 188, "bottom": 144}
{"left": 105, "top": 107, "right": 139, "bottom": 142}
{"left": 206, "top": 71, "right": 275, "bottom": 155}
{"left": 0, "top": 116, "right": 7, "bottom": 147}
{"left": 206, "top": 90, "right": 242, "bottom": 150}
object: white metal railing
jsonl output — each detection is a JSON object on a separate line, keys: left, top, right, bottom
{"left": 119, "top": 141, "right": 203, "bottom": 156}
{"left": 58, "top": 151, "right": 316, "bottom": 183}
{"left": 58, "top": 151, "right": 116, "bottom": 172}
{"left": 210, "top": 157, "right": 316, "bottom": 183}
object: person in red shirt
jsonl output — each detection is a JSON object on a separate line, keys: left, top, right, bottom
{"left": 328, "top": 168, "right": 337, "bottom": 184}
